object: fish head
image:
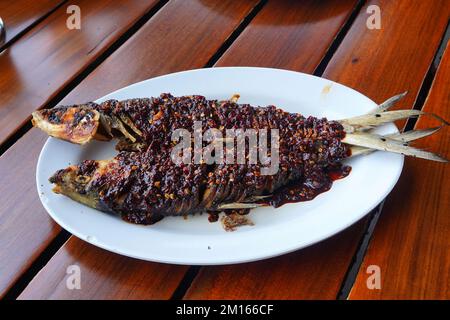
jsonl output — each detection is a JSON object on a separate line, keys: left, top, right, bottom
{"left": 49, "top": 160, "right": 105, "bottom": 210}
{"left": 31, "top": 104, "right": 108, "bottom": 144}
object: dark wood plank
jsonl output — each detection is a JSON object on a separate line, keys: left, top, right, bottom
{"left": 185, "top": 0, "right": 450, "bottom": 299}
{"left": 19, "top": 238, "right": 187, "bottom": 299}
{"left": 0, "top": 0, "right": 64, "bottom": 47}
{"left": 0, "top": 0, "right": 161, "bottom": 299}
{"left": 16, "top": 0, "right": 261, "bottom": 300}
{"left": 0, "top": 129, "right": 61, "bottom": 298}
{"left": 215, "top": 0, "right": 357, "bottom": 71}
{"left": 323, "top": 0, "right": 450, "bottom": 115}
{"left": 0, "top": 0, "right": 160, "bottom": 147}
{"left": 55, "top": 0, "right": 262, "bottom": 105}
{"left": 187, "top": 222, "right": 366, "bottom": 299}
{"left": 348, "top": 42, "right": 450, "bottom": 300}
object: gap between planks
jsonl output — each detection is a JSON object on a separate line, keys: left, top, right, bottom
{"left": 1, "top": 0, "right": 170, "bottom": 300}
{"left": 7, "top": 0, "right": 443, "bottom": 300}
{"left": 168, "top": 0, "right": 270, "bottom": 300}
{"left": 0, "top": 0, "right": 169, "bottom": 157}
{"left": 337, "top": 19, "right": 450, "bottom": 300}
{"left": 0, "top": 1, "right": 68, "bottom": 52}
{"left": 173, "top": 0, "right": 369, "bottom": 300}
{"left": 404, "top": 19, "right": 450, "bottom": 132}
{"left": 3, "top": 0, "right": 267, "bottom": 300}
{"left": 204, "top": 0, "right": 268, "bottom": 68}
{"left": 2, "top": 230, "right": 71, "bottom": 300}
{"left": 313, "top": 0, "right": 367, "bottom": 77}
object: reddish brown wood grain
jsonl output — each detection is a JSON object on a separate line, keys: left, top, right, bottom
{"left": 348, "top": 42, "right": 450, "bottom": 300}
{"left": 19, "top": 237, "right": 187, "bottom": 299}
{"left": 185, "top": 0, "right": 450, "bottom": 299}
{"left": 186, "top": 0, "right": 365, "bottom": 300}
{"left": 15, "top": 0, "right": 261, "bottom": 300}
{"left": 9, "top": 0, "right": 450, "bottom": 300}
{"left": 0, "top": 0, "right": 160, "bottom": 147}
{"left": 57, "top": 0, "right": 262, "bottom": 105}
{"left": 323, "top": 0, "right": 450, "bottom": 113}
{"left": 0, "top": 0, "right": 64, "bottom": 47}
{"left": 0, "top": 129, "right": 60, "bottom": 298}
{"left": 187, "top": 222, "right": 367, "bottom": 299}
{"left": 216, "top": 0, "right": 357, "bottom": 71}
{"left": 0, "top": 0, "right": 161, "bottom": 299}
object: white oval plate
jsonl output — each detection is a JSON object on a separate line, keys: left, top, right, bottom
{"left": 37, "top": 67, "right": 403, "bottom": 265}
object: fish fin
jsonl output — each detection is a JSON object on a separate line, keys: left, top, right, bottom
{"left": 372, "top": 92, "right": 408, "bottom": 113}
{"left": 339, "top": 109, "right": 424, "bottom": 129}
{"left": 110, "top": 115, "right": 137, "bottom": 142}
{"left": 343, "top": 132, "right": 448, "bottom": 162}
{"left": 349, "top": 127, "right": 442, "bottom": 157}
{"left": 217, "top": 203, "right": 264, "bottom": 210}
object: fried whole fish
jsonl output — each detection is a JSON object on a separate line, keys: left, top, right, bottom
{"left": 32, "top": 93, "right": 448, "bottom": 225}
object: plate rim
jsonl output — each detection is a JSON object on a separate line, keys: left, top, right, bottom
{"left": 36, "top": 67, "right": 404, "bottom": 265}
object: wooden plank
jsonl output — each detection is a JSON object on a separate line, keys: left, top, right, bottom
{"left": 0, "top": 0, "right": 65, "bottom": 47}
{"left": 0, "top": 0, "right": 161, "bottom": 299}
{"left": 323, "top": 0, "right": 450, "bottom": 114}
{"left": 0, "top": 129, "right": 61, "bottom": 298}
{"left": 185, "top": 0, "right": 450, "bottom": 299}
{"left": 52, "top": 0, "right": 261, "bottom": 105}
{"left": 187, "top": 222, "right": 366, "bottom": 299}
{"left": 18, "top": 238, "right": 187, "bottom": 299}
{"left": 215, "top": 0, "right": 358, "bottom": 70}
{"left": 0, "top": 0, "right": 160, "bottom": 147}
{"left": 348, "top": 42, "right": 450, "bottom": 300}
{"left": 16, "top": 0, "right": 261, "bottom": 300}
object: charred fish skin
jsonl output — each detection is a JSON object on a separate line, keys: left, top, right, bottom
{"left": 31, "top": 103, "right": 104, "bottom": 144}
{"left": 39, "top": 94, "right": 351, "bottom": 225}
{"left": 49, "top": 160, "right": 105, "bottom": 211}
{"left": 32, "top": 93, "right": 347, "bottom": 150}
{"left": 32, "top": 92, "right": 448, "bottom": 162}
{"left": 31, "top": 92, "right": 448, "bottom": 226}
{"left": 49, "top": 151, "right": 210, "bottom": 224}
{"left": 48, "top": 150, "right": 348, "bottom": 226}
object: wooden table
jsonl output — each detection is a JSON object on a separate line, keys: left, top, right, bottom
{"left": 0, "top": 0, "right": 448, "bottom": 300}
